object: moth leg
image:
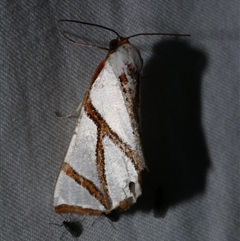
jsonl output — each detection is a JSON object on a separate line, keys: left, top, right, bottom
{"left": 55, "top": 101, "right": 82, "bottom": 119}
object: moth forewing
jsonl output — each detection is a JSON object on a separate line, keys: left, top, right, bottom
{"left": 54, "top": 36, "right": 145, "bottom": 216}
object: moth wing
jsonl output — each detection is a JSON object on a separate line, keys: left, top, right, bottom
{"left": 54, "top": 42, "right": 145, "bottom": 214}
{"left": 89, "top": 53, "right": 144, "bottom": 209}
{"left": 54, "top": 104, "right": 107, "bottom": 212}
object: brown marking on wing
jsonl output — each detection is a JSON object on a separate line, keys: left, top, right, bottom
{"left": 89, "top": 59, "right": 106, "bottom": 86}
{"left": 55, "top": 204, "right": 102, "bottom": 215}
{"left": 62, "top": 162, "right": 107, "bottom": 209}
{"left": 119, "top": 73, "right": 140, "bottom": 121}
{"left": 119, "top": 73, "right": 128, "bottom": 94}
{"left": 117, "top": 198, "right": 134, "bottom": 211}
{"left": 127, "top": 63, "right": 137, "bottom": 79}
{"left": 56, "top": 38, "right": 144, "bottom": 215}
{"left": 84, "top": 93, "right": 143, "bottom": 172}
{"left": 83, "top": 99, "right": 113, "bottom": 211}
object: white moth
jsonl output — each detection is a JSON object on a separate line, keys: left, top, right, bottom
{"left": 54, "top": 26, "right": 145, "bottom": 216}
{"left": 53, "top": 21, "right": 190, "bottom": 216}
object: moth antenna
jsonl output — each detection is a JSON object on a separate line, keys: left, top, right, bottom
{"left": 58, "top": 19, "right": 122, "bottom": 50}
{"left": 127, "top": 32, "right": 191, "bottom": 39}
{"left": 58, "top": 29, "right": 109, "bottom": 50}
{"left": 58, "top": 19, "right": 121, "bottom": 37}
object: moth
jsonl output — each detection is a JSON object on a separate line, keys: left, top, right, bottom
{"left": 53, "top": 20, "right": 190, "bottom": 216}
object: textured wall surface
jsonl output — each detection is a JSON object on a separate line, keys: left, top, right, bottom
{"left": 1, "top": 1, "right": 239, "bottom": 240}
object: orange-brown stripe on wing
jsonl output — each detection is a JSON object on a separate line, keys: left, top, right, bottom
{"left": 84, "top": 99, "right": 113, "bottom": 211}
{"left": 96, "top": 127, "right": 113, "bottom": 210}
{"left": 55, "top": 204, "right": 102, "bottom": 215}
{"left": 119, "top": 73, "right": 135, "bottom": 120}
{"left": 61, "top": 162, "right": 107, "bottom": 209}
{"left": 119, "top": 66, "right": 140, "bottom": 121}
{"left": 89, "top": 59, "right": 106, "bottom": 86}
{"left": 84, "top": 94, "right": 143, "bottom": 172}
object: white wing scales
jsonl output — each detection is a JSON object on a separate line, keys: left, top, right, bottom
{"left": 90, "top": 61, "right": 136, "bottom": 150}
{"left": 103, "top": 136, "right": 138, "bottom": 209}
{"left": 54, "top": 171, "right": 105, "bottom": 211}
{"left": 65, "top": 111, "right": 102, "bottom": 191}
{"left": 54, "top": 40, "right": 145, "bottom": 215}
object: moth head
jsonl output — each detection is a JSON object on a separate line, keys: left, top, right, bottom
{"left": 109, "top": 37, "right": 130, "bottom": 51}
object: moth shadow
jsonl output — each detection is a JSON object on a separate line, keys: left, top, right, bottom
{"left": 129, "top": 39, "right": 210, "bottom": 216}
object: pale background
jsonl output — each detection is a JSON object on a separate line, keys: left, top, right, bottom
{"left": 1, "top": 1, "right": 239, "bottom": 240}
